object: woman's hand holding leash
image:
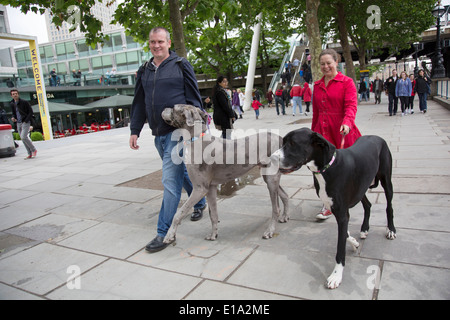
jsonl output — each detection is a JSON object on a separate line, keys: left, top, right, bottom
{"left": 339, "top": 125, "right": 349, "bottom": 149}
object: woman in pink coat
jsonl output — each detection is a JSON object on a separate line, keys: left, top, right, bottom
{"left": 312, "top": 48, "right": 362, "bottom": 219}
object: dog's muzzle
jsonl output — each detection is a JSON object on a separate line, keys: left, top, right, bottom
{"left": 271, "top": 149, "right": 302, "bottom": 174}
{"left": 279, "top": 165, "right": 302, "bottom": 175}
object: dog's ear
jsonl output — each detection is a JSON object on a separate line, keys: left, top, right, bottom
{"left": 311, "top": 132, "right": 327, "bottom": 148}
{"left": 183, "top": 108, "right": 196, "bottom": 127}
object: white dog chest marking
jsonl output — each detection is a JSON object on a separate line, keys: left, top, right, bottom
{"left": 307, "top": 160, "right": 333, "bottom": 210}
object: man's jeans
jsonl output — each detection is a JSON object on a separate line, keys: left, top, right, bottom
{"left": 418, "top": 93, "right": 428, "bottom": 111}
{"left": 275, "top": 97, "right": 285, "bottom": 115}
{"left": 292, "top": 96, "right": 302, "bottom": 114}
{"left": 17, "top": 122, "right": 36, "bottom": 156}
{"left": 154, "top": 131, "right": 206, "bottom": 237}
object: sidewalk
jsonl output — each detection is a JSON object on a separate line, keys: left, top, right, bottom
{"left": 0, "top": 95, "right": 449, "bottom": 300}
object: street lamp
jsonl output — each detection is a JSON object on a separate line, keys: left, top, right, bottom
{"left": 413, "top": 42, "right": 420, "bottom": 77}
{"left": 432, "top": 1, "right": 446, "bottom": 79}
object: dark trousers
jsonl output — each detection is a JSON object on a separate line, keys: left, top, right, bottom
{"left": 388, "top": 93, "right": 398, "bottom": 115}
{"left": 407, "top": 96, "right": 414, "bottom": 110}
{"left": 275, "top": 97, "right": 285, "bottom": 115}
{"left": 399, "top": 96, "right": 408, "bottom": 114}
{"left": 418, "top": 93, "right": 428, "bottom": 111}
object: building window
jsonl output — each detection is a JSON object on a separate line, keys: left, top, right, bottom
{"left": 16, "top": 50, "right": 31, "bottom": 68}
{"left": 115, "top": 50, "right": 140, "bottom": 72}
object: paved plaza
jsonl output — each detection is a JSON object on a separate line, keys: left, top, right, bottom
{"left": 0, "top": 94, "right": 449, "bottom": 300}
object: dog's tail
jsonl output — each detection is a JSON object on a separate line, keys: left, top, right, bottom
{"left": 369, "top": 177, "right": 379, "bottom": 189}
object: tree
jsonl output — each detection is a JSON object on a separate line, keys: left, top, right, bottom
{"left": 113, "top": 0, "right": 203, "bottom": 58}
{"left": 305, "top": 0, "right": 322, "bottom": 82}
{"left": 340, "top": 0, "right": 436, "bottom": 70}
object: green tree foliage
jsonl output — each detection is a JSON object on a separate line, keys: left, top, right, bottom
{"left": 1, "top": 0, "right": 438, "bottom": 83}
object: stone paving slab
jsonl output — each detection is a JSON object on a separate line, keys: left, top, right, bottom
{"left": 0, "top": 96, "right": 449, "bottom": 301}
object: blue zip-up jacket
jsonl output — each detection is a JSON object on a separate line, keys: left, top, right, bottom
{"left": 130, "top": 51, "right": 203, "bottom": 137}
{"left": 395, "top": 78, "right": 412, "bottom": 97}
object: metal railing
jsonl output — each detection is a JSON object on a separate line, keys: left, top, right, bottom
{"left": 437, "top": 79, "right": 450, "bottom": 99}
{"left": 269, "top": 35, "right": 308, "bottom": 92}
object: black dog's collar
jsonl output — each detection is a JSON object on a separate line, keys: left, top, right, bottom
{"left": 311, "top": 151, "right": 337, "bottom": 175}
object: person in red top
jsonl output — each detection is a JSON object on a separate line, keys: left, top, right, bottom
{"left": 302, "top": 82, "right": 312, "bottom": 115}
{"left": 290, "top": 80, "right": 303, "bottom": 116}
{"left": 251, "top": 97, "right": 263, "bottom": 119}
{"left": 312, "top": 48, "right": 362, "bottom": 219}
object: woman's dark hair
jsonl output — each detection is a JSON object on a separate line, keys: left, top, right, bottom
{"left": 212, "top": 75, "right": 227, "bottom": 96}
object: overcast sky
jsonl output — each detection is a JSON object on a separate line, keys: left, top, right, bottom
{"left": 5, "top": 1, "right": 450, "bottom": 46}
{"left": 6, "top": 6, "right": 49, "bottom": 44}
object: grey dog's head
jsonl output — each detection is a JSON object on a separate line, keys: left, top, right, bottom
{"left": 162, "top": 104, "right": 209, "bottom": 133}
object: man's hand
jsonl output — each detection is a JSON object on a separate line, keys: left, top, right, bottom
{"left": 129, "top": 135, "right": 140, "bottom": 150}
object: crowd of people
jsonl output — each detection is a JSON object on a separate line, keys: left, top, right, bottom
{"left": 358, "top": 68, "right": 432, "bottom": 116}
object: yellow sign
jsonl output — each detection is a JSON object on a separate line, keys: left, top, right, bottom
{"left": 28, "top": 40, "right": 52, "bottom": 140}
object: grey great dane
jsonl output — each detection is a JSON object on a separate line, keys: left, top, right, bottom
{"left": 161, "top": 104, "right": 289, "bottom": 244}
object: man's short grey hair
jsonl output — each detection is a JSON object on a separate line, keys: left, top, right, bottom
{"left": 149, "top": 27, "right": 171, "bottom": 41}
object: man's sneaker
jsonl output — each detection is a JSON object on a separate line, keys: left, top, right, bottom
{"left": 316, "top": 208, "right": 333, "bottom": 220}
{"left": 32, "top": 150, "right": 37, "bottom": 158}
{"left": 24, "top": 155, "right": 32, "bottom": 160}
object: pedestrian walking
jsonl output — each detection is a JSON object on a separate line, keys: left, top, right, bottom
{"left": 302, "top": 82, "right": 312, "bottom": 115}
{"left": 266, "top": 88, "right": 273, "bottom": 108}
{"left": 274, "top": 84, "right": 286, "bottom": 115}
{"left": 415, "top": 69, "right": 431, "bottom": 113}
{"left": 252, "top": 97, "right": 262, "bottom": 119}
{"left": 373, "top": 75, "right": 383, "bottom": 104}
{"left": 10, "top": 89, "right": 37, "bottom": 159}
{"left": 238, "top": 88, "right": 245, "bottom": 115}
{"left": 129, "top": 27, "right": 207, "bottom": 253}
{"left": 290, "top": 80, "right": 303, "bottom": 116}
{"left": 407, "top": 74, "right": 416, "bottom": 114}
{"left": 231, "top": 88, "right": 242, "bottom": 119}
{"left": 359, "top": 78, "right": 368, "bottom": 102}
{"left": 212, "top": 76, "right": 235, "bottom": 139}
{"left": 312, "top": 49, "right": 362, "bottom": 220}
{"left": 395, "top": 71, "right": 412, "bottom": 116}
{"left": 384, "top": 69, "right": 399, "bottom": 116}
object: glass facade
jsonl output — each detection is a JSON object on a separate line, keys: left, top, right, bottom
{"left": 12, "top": 28, "right": 152, "bottom": 88}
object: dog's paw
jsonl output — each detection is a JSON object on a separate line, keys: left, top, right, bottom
{"left": 163, "top": 230, "right": 176, "bottom": 244}
{"left": 278, "top": 215, "right": 290, "bottom": 223}
{"left": 205, "top": 233, "right": 218, "bottom": 241}
{"left": 262, "top": 231, "right": 273, "bottom": 239}
{"left": 347, "top": 234, "right": 360, "bottom": 251}
{"left": 360, "top": 231, "right": 369, "bottom": 239}
{"left": 386, "top": 229, "right": 397, "bottom": 240}
{"left": 326, "top": 263, "right": 344, "bottom": 289}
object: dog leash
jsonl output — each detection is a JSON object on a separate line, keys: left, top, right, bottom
{"left": 340, "top": 135, "right": 345, "bottom": 149}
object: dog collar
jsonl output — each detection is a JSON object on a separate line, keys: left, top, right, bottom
{"left": 312, "top": 151, "right": 337, "bottom": 174}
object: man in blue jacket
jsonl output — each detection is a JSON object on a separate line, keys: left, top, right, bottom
{"left": 129, "top": 27, "right": 206, "bottom": 253}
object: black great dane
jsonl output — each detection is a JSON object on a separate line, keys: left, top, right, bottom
{"left": 271, "top": 128, "right": 396, "bottom": 289}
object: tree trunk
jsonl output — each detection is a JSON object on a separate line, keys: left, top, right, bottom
{"left": 357, "top": 38, "right": 367, "bottom": 71}
{"left": 305, "top": 0, "right": 322, "bottom": 82}
{"left": 168, "top": 0, "right": 187, "bottom": 58}
{"left": 335, "top": 1, "right": 356, "bottom": 84}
